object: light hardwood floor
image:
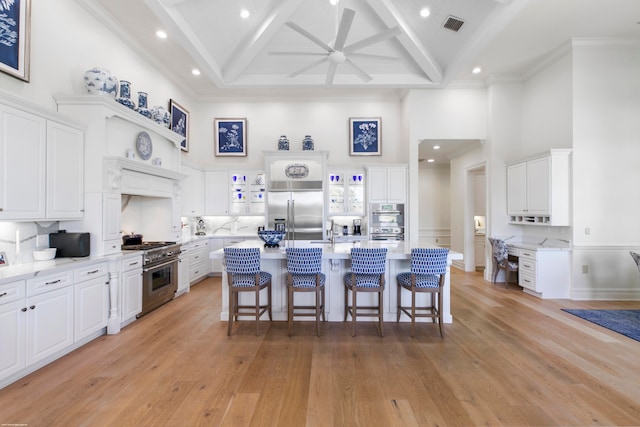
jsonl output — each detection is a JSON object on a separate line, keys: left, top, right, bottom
{"left": 1, "top": 269, "right": 640, "bottom": 426}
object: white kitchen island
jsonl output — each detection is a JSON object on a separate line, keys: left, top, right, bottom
{"left": 210, "top": 240, "right": 462, "bottom": 324}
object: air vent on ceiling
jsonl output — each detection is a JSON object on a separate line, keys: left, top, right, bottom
{"left": 443, "top": 15, "right": 464, "bottom": 32}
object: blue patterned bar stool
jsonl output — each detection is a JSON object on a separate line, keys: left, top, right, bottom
{"left": 285, "top": 247, "right": 326, "bottom": 336}
{"left": 344, "top": 247, "right": 388, "bottom": 337}
{"left": 396, "top": 248, "right": 449, "bottom": 338}
{"left": 223, "top": 247, "right": 272, "bottom": 336}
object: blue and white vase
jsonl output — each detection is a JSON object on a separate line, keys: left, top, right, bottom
{"left": 137, "top": 92, "right": 152, "bottom": 119}
{"left": 151, "top": 105, "right": 171, "bottom": 127}
{"left": 278, "top": 135, "right": 289, "bottom": 151}
{"left": 302, "top": 134, "right": 314, "bottom": 151}
{"left": 116, "top": 80, "right": 135, "bottom": 109}
{"left": 83, "top": 67, "right": 118, "bottom": 97}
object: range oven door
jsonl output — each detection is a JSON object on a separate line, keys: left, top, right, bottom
{"left": 140, "top": 258, "right": 178, "bottom": 317}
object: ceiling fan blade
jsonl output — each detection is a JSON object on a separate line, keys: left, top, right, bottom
{"left": 285, "top": 22, "right": 333, "bottom": 53}
{"left": 344, "top": 58, "right": 372, "bottom": 82}
{"left": 325, "top": 63, "right": 337, "bottom": 85}
{"left": 349, "top": 52, "right": 401, "bottom": 62}
{"left": 288, "top": 57, "right": 329, "bottom": 78}
{"left": 269, "top": 52, "right": 328, "bottom": 56}
{"left": 344, "top": 26, "right": 402, "bottom": 53}
{"left": 333, "top": 8, "right": 355, "bottom": 51}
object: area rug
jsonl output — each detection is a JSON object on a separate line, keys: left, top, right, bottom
{"left": 562, "top": 309, "right": 640, "bottom": 342}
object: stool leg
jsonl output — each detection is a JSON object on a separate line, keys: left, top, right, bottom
{"left": 352, "top": 286, "right": 357, "bottom": 337}
{"left": 344, "top": 285, "right": 348, "bottom": 322}
{"left": 321, "top": 286, "right": 326, "bottom": 322}
{"left": 228, "top": 289, "right": 234, "bottom": 336}
{"left": 438, "top": 289, "right": 444, "bottom": 338}
{"left": 288, "top": 285, "right": 293, "bottom": 337}
{"left": 378, "top": 289, "right": 384, "bottom": 337}
{"left": 267, "top": 282, "right": 273, "bottom": 321}
{"left": 315, "top": 287, "right": 320, "bottom": 337}
{"left": 411, "top": 289, "right": 416, "bottom": 338}
{"left": 255, "top": 288, "right": 260, "bottom": 336}
{"left": 396, "top": 284, "right": 401, "bottom": 322}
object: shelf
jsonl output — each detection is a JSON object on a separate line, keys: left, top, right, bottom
{"left": 509, "top": 215, "right": 551, "bottom": 225}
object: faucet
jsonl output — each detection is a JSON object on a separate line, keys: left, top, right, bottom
{"left": 328, "top": 219, "right": 335, "bottom": 247}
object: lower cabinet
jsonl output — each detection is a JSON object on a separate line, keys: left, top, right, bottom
{"left": 177, "top": 250, "right": 190, "bottom": 295}
{"left": 0, "top": 281, "right": 27, "bottom": 380}
{"left": 120, "top": 256, "right": 143, "bottom": 326}
{"left": 510, "top": 245, "right": 570, "bottom": 299}
{"left": 74, "top": 273, "right": 109, "bottom": 342}
{"left": 188, "top": 239, "right": 210, "bottom": 284}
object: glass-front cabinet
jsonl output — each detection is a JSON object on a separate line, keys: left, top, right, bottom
{"left": 327, "top": 170, "right": 365, "bottom": 216}
{"left": 229, "top": 171, "right": 265, "bottom": 215}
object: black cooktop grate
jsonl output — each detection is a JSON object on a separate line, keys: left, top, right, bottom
{"left": 121, "top": 242, "right": 177, "bottom": 251}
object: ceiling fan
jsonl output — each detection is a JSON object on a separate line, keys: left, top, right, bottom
{"left": 270, "top": 8, "right": 402, "bottom": 85}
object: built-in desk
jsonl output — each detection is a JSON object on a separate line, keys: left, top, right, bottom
{"left": 210, "top": 240, "right": 462, "bottom": 323}
{"left": 507, "top": 242, "right": 571, "bottom": 299}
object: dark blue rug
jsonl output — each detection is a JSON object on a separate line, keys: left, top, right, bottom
{"left": 562, "top": 309, "right": 640, "bottom": 342}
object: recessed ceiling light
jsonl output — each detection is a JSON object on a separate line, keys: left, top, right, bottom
{"left": 156, "top": 30, "right": 167, "bottom": 39}
{"left": 192, "top": 69, "right": 201, "bottom": 76}
{"left": 433, "top": 145, "right": 440, "bottom": 150}
{"left": 329, "top": 0, "right": 339, "bottom": 5}
{"left": 420, "top": 8, "right": 430, "bottom": 18}
{"left": 427, "top": 159, "right": 435, "bottom": 163}
{"left": 240, "top": 9, "right": 250, "bottom": 19}
{"left": 472, "top": 66, "right": 482, "bottom": 74}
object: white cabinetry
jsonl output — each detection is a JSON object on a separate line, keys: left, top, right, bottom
{"left": 509, "top": 245, "right": 570, "bottom": 299}
{"left": 327, "top": 170, "right": 365, "bottom": 216}
{"left": 46, "top": 121, "right": 84, "bottom": 219}
{"left": 474, "top": 235, "right": 485, "bottom": 268}
{"left": 120, "top": 255, "right": 143, "bottom": 326}
{"left": 229, "top": 171, "right": 265, "bottom": 215}
{"left": 209, "top": 238, "right": 224, "bottom": 274}
{"left": 182, "top": 165, "right": 204, "bottom": 216}
{"left": 0, "top": 280, "right": 26, "bottom": 380}
{"left": 102, "top": 193, "right": 122, "bottom": 255}
{"left": 188, "top": 239, "right": 210, "bottom": 284}
{"left": 74, "top": 262, "right": 109, "bottom": 341}
{"left": 178, "top": 246, "right": 190, "bottom": 294}
{"left": 205, "top": 171, "right": 229, "bottom": 215}
{"left": 367, "top": 166, "right": 407, "bottom": 204}
{"left": 507, "top": 149, "right": 571, "bottom": 226}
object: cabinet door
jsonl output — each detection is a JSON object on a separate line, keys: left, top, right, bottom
{"left": 74, "top": 275, "right": 109, "bottom": 341}
{"left": 46, "top": 121, "right": 84, "bottom": 219}
{"left": 205, "top": 171, "right": 229, "bottom": 215}
{"left": 367, "top": 168, "right": 388, "bottom": 203}
{"left": 0, "top": 104, "right": 47, "bottom": 220}
{"left": 209, "top": 238, "right": 224, "bottom": 273}
{"left": 181, "top": 166, "right": 204, "bottom": 216}
{"left": 121, "top": 268, "right": 142, "bottom": 322}
{"left": 25, "top": 286, "right": 74, "bottom": 365}
{"left": 507, "top": 162, "right": 527, "bottom": 214}
{"left": 526, "top": 157, "right": 550, "bottom": 214}
{"left": 386, "top": 167, "right": 407, "bottom": 203}
{"left": 178, "top": 256, "right": 190, "bottom": 293}
{"left": 0, "top": 300, "right": 26, "bottom": 380}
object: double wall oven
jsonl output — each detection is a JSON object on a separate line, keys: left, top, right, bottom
{"left": 122, "top": 241, "right": 181, "bottom": 317}
{"left": 369, "top": 203, "right": 405, "bottom": 241}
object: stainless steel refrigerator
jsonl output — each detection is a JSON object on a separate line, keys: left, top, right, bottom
{"left": 267, "top": 180, "right": 324, "bottom": 240}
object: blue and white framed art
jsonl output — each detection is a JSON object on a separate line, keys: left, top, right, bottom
{"left": 169, "top": 99, "right": 189, "bottom": 152}
{"left": 215, "top": 118, "right": 247, "bottom": 157}
{"left": 0, "top": 0, "right": 31, "bottom": 82}
{"left": 350, "top": 117, "right": 381, "bottom": 156}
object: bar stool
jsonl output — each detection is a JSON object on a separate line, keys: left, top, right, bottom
{"left": 223, "top": 247, "right": 272, "bottom": 336}
{"left": 285, "top": 247, "right": 326, "bottom": 336}
{"left": 396, "top": 248, "right": 449, "bottom": 338}
{"left": 344, "top": 247, "right": 388, "bottom": 337}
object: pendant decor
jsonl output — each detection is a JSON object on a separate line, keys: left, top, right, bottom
{"left": 302, "top": 134, "right": 314, "bottom": 151}
{"left": 278, "top": 135, "right": 290, "bottom": 151}
{"left": 116, "top": 80, "right": 135, "bottom": 110}
{"left": 83, "top": 68, "right": 119, "bottom": 97}
{"left": 137, "top": 92, "right": 152, "bottom": 119}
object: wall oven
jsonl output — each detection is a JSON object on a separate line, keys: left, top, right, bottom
{"left": 369, "top": 203, "right": 405, "bottom": 241}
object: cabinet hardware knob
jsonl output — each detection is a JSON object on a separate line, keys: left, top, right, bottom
{"left": 21, "top": 307, "right": 27, "bottom": 312}
{"left": 30, "top": 305, "right": 35, "bottom": 310}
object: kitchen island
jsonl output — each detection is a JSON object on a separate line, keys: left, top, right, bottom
{"left": 210, "top": 240, "right": 462, "bottom": 324}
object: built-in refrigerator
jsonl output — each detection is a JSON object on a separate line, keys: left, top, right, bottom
{"left": 267, "top": 181, "right": 324, "bottom": 240}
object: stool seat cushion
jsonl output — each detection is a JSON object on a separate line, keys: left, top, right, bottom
{"left": 397, "top": 272, "right": 440, "bottom": 288}
{"left": 231, "top": 271, "right": 272, "bottom": 287}
{"left": 344, "top": 273, "right": 384, "bottom": 288}
{"left": 291, "top": 273, "right": 326, "bottom": 288}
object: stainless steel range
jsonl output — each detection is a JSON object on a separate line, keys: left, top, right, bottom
{"left": 122, "top": 241, "right": 181, "bottom": 317}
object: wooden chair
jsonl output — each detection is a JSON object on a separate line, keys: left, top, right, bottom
{"left": 224, "top": 247, "right": 272, "bottom": 336}
{"left": 396, "top": 248, "right": 449, "bottom": 338}
{"left": 285, "top": 247, "right": 326, "bottom": 336}
{"left": 488, "top": 238, "right": 518, "bottom": 284}
{"left": 343, "top": 247, "right": 388, "bottom": 337}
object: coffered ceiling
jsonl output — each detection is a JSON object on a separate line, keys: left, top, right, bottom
{"left": 79, "top": 0, "right": 640, "bottom": 99}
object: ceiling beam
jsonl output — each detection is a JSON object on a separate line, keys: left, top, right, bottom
{"left": 367, "top": 0, "right": 443, "bottom": 84}
{"left": 223, "top": 0, "right": 306, "bottom": 83}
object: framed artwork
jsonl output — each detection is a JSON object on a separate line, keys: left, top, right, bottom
{"left": 349, "top": 117, "right": 381, "bottom": 156}
{"left": 0, "top": 252, "right": 7, "bottom": 267}
{"left": 215, "top": 118, "right": 247, "bottom": 156}
{"left": 169, "top": 99, "right": 189, "bottom": 152}
{"left": 0, "top": 0, "right": 31, "bottom": 82}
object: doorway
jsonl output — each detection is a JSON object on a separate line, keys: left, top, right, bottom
{"left": 465, "top": 164, "right": 487, "bottom": 273}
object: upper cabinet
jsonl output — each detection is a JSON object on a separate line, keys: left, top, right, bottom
{"left": 366, "top": 165, "right": 407, "bottom": 204}
{"left": 0, "top": 101, "right": 84, "bottom": 221}
{"left": 507, "top": 149, "right": 571, "bottom": 226}
{"left": 327, "top": 170, "right": 364, "bottom": 216}
{"left": 181, "top": 165, "right": 204, "bottom": 217}
{"left": 205, "top": 171, "right": 229, "bottom": 215}
{"left": 228, "top": 171, "right": 266, "bottom": 216}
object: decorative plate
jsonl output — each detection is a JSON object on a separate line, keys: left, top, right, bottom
{"left": 136, "top": 131, "right": 153, "bottom": 160}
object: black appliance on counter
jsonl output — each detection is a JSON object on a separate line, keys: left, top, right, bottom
{"left": 49, "top": 231, "right": 90, "bottom": 257}
{"left": 121, "top": 241, "right": 181, "bottom": 317}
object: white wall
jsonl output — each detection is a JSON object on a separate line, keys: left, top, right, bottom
{"left": 418, "top": 165, "right": 451, "bottom": 238}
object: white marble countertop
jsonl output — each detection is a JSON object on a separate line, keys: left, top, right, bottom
{"left": 507, "top": 241, "right": 572, "bottom": 251}
{"left": 210, "top": 239, "right": 462, "bottom": 261}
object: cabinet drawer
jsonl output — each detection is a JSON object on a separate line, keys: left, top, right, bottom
{"left": 519, "top": 258, "right": 536, "bottom": 274}
{"left": 507, "top": 247, "right": 519, "bottom": 257}
{"left": 27, "top": 270, "right": 73, "bottom": 297}
{"left": 519, "top": 249, "right": 537, "bottom": 260}
{"left": 103, "top": 239, "right": 121, "bottom": 255}
{"left": 189, "top": 261, "right": 208, "bottom": 282}
{"left": 122, "top": 255, "right": 143, "bottom": 272}
{"left": 519, "top": 271, "right": 536, "bottom": 291}
{"left": 74, "top": 262, "right": 108, "bottom": 282}
{"left": 0, "top": 280, "right": 26, "bottom": 305}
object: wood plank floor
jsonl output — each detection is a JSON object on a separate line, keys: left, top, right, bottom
{"left": 2, "top": 270, "right": 640, "bottom": 426}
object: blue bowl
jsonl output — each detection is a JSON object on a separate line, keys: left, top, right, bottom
{"left": 258, "top": 230, "right": 285, "bottom": 246}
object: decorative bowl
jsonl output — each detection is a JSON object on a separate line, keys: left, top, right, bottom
{"left": 257, "top": 230, "right": 285, "bottom": 247}
{"left": 33, "top": 248, "right": 57, "bottom": 261}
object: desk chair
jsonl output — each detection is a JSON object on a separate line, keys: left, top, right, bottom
{"left": 489, "top": 238, "right": 518, "bottom": 284}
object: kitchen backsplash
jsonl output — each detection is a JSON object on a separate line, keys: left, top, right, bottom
{"left": 0, "top": 222, "right": 60, "bottom": 265}
{"left": 182, "top": 216, "right": 265, "bottom": 237}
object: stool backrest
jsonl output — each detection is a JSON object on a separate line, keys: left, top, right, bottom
{"left": 488, "top": 238, "right": 508, "bottom": 262}
{"left": 350, "top": 248, "right": 387, "bottom": 274}
{"left": 224, "top": 247, "right": 260, "bottom": 274}
{"left": 411, "top": 248, "right": 449, "bottom": 275}
{"left": 286, "top": 247, "right": 322, "bottom": 274}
